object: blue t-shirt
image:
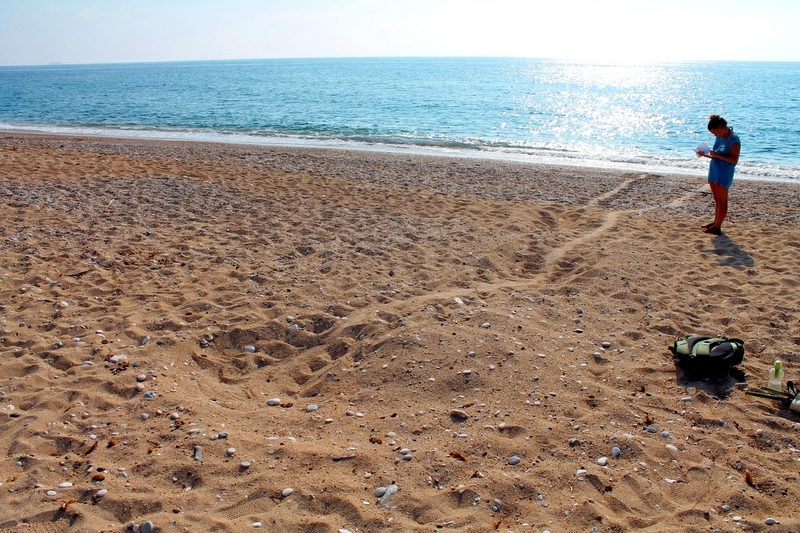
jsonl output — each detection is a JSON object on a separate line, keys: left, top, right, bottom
{"left": 708, "top": 133, "right": 740, "bottom": 187}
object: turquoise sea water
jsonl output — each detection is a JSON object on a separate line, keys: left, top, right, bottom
{"left": 1, "top": 58, "right": 798, "bottom": 181}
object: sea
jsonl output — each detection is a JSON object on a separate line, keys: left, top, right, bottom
{"left": 1, "top": 57, "right": 798, "bottom": 181}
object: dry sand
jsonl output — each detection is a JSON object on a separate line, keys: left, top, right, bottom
{"left": 1, "top": 133, "right": 799, "bottom": 533}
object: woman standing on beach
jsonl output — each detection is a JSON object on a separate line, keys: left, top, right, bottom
{"left": 697, "top": 114, "right": 740, "bottom": 235}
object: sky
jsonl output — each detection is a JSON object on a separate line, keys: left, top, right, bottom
{"left": 1, "top": 0, "right": 799, "bottom": 66}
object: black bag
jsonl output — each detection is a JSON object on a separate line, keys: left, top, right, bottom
{"left": 670, "top": 335, "right": 745, "bottom": 375}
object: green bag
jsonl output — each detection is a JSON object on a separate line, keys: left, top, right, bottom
{"left": 670, "top": 335, "right": 745, "bottom": 375}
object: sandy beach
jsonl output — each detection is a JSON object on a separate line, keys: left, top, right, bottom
{"left": 1, "top": 133, "right": 799, "bottom": 533}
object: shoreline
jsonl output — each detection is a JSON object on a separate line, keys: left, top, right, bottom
{"left": 1, "top": 132, "right": 800, "bottom": 532}
{"left": 3, "top": 126, "right": 797, "bottom": 184}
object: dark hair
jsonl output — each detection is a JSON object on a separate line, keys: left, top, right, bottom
{"left": 708, "top": 114, "right": 727, "bottom": 130}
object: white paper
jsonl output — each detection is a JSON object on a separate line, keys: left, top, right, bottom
{"left": 695, "top": 142, "right": 710, "bottom": 155}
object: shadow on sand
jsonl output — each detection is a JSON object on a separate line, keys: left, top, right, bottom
{"left": 675, "top": 367, "right": 747, "bottom": 400}
{"left": 710, "top": 233, "right": 755, "bottom": 267}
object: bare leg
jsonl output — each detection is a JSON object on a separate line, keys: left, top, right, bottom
{"left": 703, "top": 182, "right": 726, "bottom": 234}
{"left": 714, "top": 184, "right": 729, "bottom": 228}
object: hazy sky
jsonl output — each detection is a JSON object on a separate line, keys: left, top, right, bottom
{"left": 2, "top": 0, "right": 799, "bottom": 66}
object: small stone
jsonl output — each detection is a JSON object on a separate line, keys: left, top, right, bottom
{"left": 601, "top": 341, "right": 611, "bottom": 349}
{"left": 141, "top": 413, "right": 150, "bottom": 420}
{"left": 597, "top": 456, "right": 608, "bottom": 466}
{"left": 611, "top": 447, "right": 621, "bottom": 458}
{"left": 286, "top": 316, "right": 295, "bottom": 323}
{"left": 732, "top": 516, "right": 742, "bottom": 522}
{"left": 508, "top": 456, "right": 521, "bottom": 466}
{"left": 266, "top": 398, "right": 281, "bottom": 406}
{"left": 109, "top": 355, "right": 127, "bottom": 363}
{"left": 136, "top": 374, "right": 147, "bottom": 382}
{"left": 755, "top": 429, "right": 764, "bottom": 436}
{"left": 480, "top": 322, "right": 490, "bottom": 329}
{"left": 57, "top": 482, "right": 73, "bottom": 489}
{"left": 574, "top": 328, "right": 584, "bottom": 333}
{"left": 666, "top": 444, "right": 679, "bottom": 452}
{"left": 244, "top": 345, "right": 256, "bottom": 353}
{"left": 240, "top": 461, "right": 251, "bottom": 468}
{"left": 681, "top": 396, "right": 692, "bottom": 402}
{"left": 140, "top": 522, "right": 154, "bottom": 533}
{"left": 661, "top": 431, "right": 671, "bottom": 438}
{"left": 46, "top": 490, "right": 57, "bottom": 497}
{"left": 492, "top": 499, "right": 502, "bottom": 512}
{"left": 252, "top": 522, "right": 262, "bottom": 528}
{"left": 193, "top": 446, "right": 203, "bottom": 461}
{"left": 170, "top": 412, "right": 180, "bottom": 420}
{"left": 453, "top": 298, "right": 464, "bottom": 305}
{"left": 227, "top": 448, "right": 236, "bottom": 456}
{"left": 282, "top": 487, "right": 293, "bottom": 497}
{"left": 375, "top": 486, "right": 387, "bottom": 498}
{"left": 576, "top": 469, "right": 587, "bottom": 477}
{"left": 764, "top": 518, "right": 777, "bottom": 525}
{"left": 449, "top": 409, "right": 469, "bottom": 420}
{"left": 143, "top": 391, "right": 156, "bottom": 399}
{"left": 95, "top": 489, "right": 108, "bottom": 499}
{"left": 721, "top": 505, "right": 731, "bottom": 512}
{"left": 306, "top": 404, "right": 319, "bottom": 412}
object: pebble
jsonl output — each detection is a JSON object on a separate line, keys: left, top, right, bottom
{"left": 480, "top": 322, "right": 490, "bottom": 328}
{"left": 136, "top": 374, "right": 147, "bottom": 382}
{"left": 282, "top": 488, "right": 293, "bottom": 497}
{"left": 574, "top": 328, "right": 584, "bottom": 333}
{"left": 764, "top": 518, "right": 777, "bottom": 525}
{"left": 339, "top": 529, "right": 355, "bottom": 533}
{"left": 286, "top": 316, "right": 295, "bottom": 323}
{"left": 453, "top": 297, "right": 464, "bottom": 305}
{"left": 375, "top": 486, "right": 387, "bottom": 498}
{"left": 46, "top": 490, "right": 57, "bottom": 497}
{"left": 143, "top": 391, "right": 156, "bottom": 399}
{"left": 244, "top": 345, "right": 256, "bottom": 353}
{"left": 601, "top": 341, "right": 611, "bottom": 348}
{"left": 57, "top": 482, "right": 73, "bottom": 489}
{"left": 611, "top": 446, "right": 621, "bottom": 458}
{"left": 661, "top": 431, "right": 671, "bottom": 438}
{"left": 380, "top": 484, "right": 398, "bottom": 507}
{"left": 666, "top": 444, "right": 679, "bottom": 452}
{"left": 732, "top": 516, "right": 742, "bottom": 522}
{"left": 576, "top": 469, "right": 587, "bottom": 478}
{"left": 645, "top": 426, "right": 657, "bottom": 434}
{"left": 240, "top": 461, "right": 251, "bottom": 469}
{"left": 597, "top": 456, "right": 608, "bottom": 466}
{"left": 681, "top": 396, "right": 692, "bottom": 402}
{"left": 227, "top": 448, "right": 236, "bottom": 456}
{"left": 721, "top": 505, "right": 731, "bottom": 512}
{"left": 140, "top": 522, "right": 154, "bottom": 533}
{"left": 449, "top": 409, "right": 469, "bottom": 420}
{"left": 306, "top": 404, "right": 319, "bottom": 412}
{"left": 193, "top": 446, "right": 203, "bottom": 461}
{"left": 252, "top": 522, "right": 262, "bottom": 528}
{"left": 266, "top": 398, "right": 281, "bottom": 406}
{"left": 491, "top": 499, "right": 502, "bottom": 512}
{"left": 95, "top": 489, "right": 108, "bottom": 499}
{"left": 755, "top": 429, "right": 764, "bottom": 436}
{"left": 508, "top": 455, "right": 521, "bottom": 466}
{"left": 141, "top": 413, "right": 150, "bottom": 420}
{"left": 135, "top": 383, "right": 145, "bottom": 391}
